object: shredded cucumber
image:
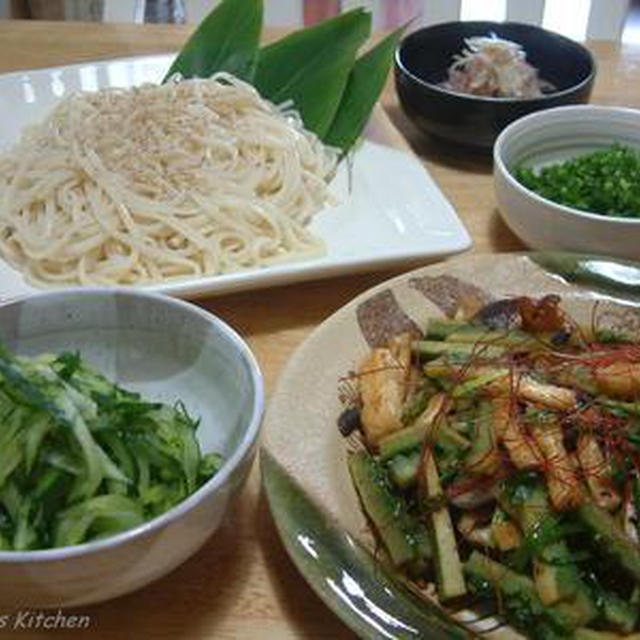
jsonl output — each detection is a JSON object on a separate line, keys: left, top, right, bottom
{"left": 0, "top": 344, "right": 223, "bottom": 550}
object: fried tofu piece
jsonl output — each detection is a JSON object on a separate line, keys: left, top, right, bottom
{"left": 576, "top": 434, "right": 621, "bottom": 511}
{"left": 595, "top": 362, "right": 640, "bottom": 400}
{"left": 358, "top": 336, "right": 411, "bottom": 446}
{"left": 493, "top": 396, "right": 543, "bottom": 470}
{"left": 488, "top": 375, "right": 577, "bottom": 411}
{"left": 531, "top": 418, "right": 584, "bottom": 511}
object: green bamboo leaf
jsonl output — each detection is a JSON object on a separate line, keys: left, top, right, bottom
{"left": 254, "top": 9, "right": 371, "bottom": 138}
{"left": 325, "top": 25, "right": 406, "bottom": 152}
{"left": 163, "top": 0, "right": 263, "bottom": 82}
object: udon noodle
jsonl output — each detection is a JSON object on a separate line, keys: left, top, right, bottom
{"left": 0, "top": 73, "right": 339, "bottom": 286}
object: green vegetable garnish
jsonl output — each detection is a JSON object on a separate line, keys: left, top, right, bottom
{"left": 163, "top": 0, "right": 262, "bottom": 82}
{"left": 0, "top": 346, "right": 223, "bottom": 550}
{"left": 515, "top": 144, "right": 640, "bottom": 218}
{"left": 165, "top": 0, "right": 400, "bottom": 153}
{"left": 324, "top": 24, "right": 406, "bottom": 154}
{"left": 254, "top": 9, "right": 371, "bottom": 139}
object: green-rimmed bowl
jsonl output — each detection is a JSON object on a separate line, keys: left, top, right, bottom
{"left": 262, "top": 252, "right": 640, "bottom": 639}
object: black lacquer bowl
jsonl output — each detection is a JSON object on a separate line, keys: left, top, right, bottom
{"left": 395, "top": 21, "right": 596, "bottom": 150}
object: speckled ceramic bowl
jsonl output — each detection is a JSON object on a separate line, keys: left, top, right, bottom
{"left": 494, "top": 105, "right": 640, "bottom": 260}
{"left": 0, "top": 288, "right": 264, "bottom": 608}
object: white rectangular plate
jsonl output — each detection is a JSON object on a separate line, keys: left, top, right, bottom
{"left": 0, "top": 54, "right": 471, "bottom": 299}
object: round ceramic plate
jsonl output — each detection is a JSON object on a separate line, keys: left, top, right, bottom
{"left": 261, "top": 252, "right": 640, "bottom": 639}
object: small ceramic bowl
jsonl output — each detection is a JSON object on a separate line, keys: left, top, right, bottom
{"left": 0, "top": 288, "right": 264, "bottom": 608}
{"left": 494, "top": 105, "right": 640, "bottom": 260}
{"left": 395, "top": 21, "right": 595, "bottom": 149}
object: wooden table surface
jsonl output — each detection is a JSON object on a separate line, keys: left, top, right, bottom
{"left": 1, "top": 19, "right": 640, "bottom": 640}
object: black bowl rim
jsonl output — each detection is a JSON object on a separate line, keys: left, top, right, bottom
{"left": 395, "top": 20, "right": 597, "bottom": 105}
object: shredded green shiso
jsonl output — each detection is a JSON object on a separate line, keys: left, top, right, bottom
{"left": 514, "top": 144, "right": 640, "bottom": 219}
{"left": 0, "top": 346, "right": 223, "bottom": 551}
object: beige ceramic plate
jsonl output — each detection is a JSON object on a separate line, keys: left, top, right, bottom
{"left": 262, "top": 252, "right": 640, "bottom": 639}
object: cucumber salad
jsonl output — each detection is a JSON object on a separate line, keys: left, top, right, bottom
{"left": 341, "top": 295, "right": 640, "bottom": 639}
{"left": 0, "top": 345, "right": 222, "bottom": 551}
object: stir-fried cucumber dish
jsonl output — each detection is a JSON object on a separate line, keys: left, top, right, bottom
{"left": 341, "top": 295, "right": 640, "bottom": 639}
{"left": 0, "top": 345, "right": 223, "bottom": 550}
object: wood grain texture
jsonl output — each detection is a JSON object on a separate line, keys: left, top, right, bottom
{"left": 0, "top": 20, "right": 639, "bottom": 639}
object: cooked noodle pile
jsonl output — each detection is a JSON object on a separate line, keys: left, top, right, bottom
{"left": 0, "top": 73, "right": 338, "bottom": 286}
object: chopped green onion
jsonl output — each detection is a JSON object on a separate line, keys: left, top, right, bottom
{"left": 515, "top": 144, "right": 640, "bottom": 219}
